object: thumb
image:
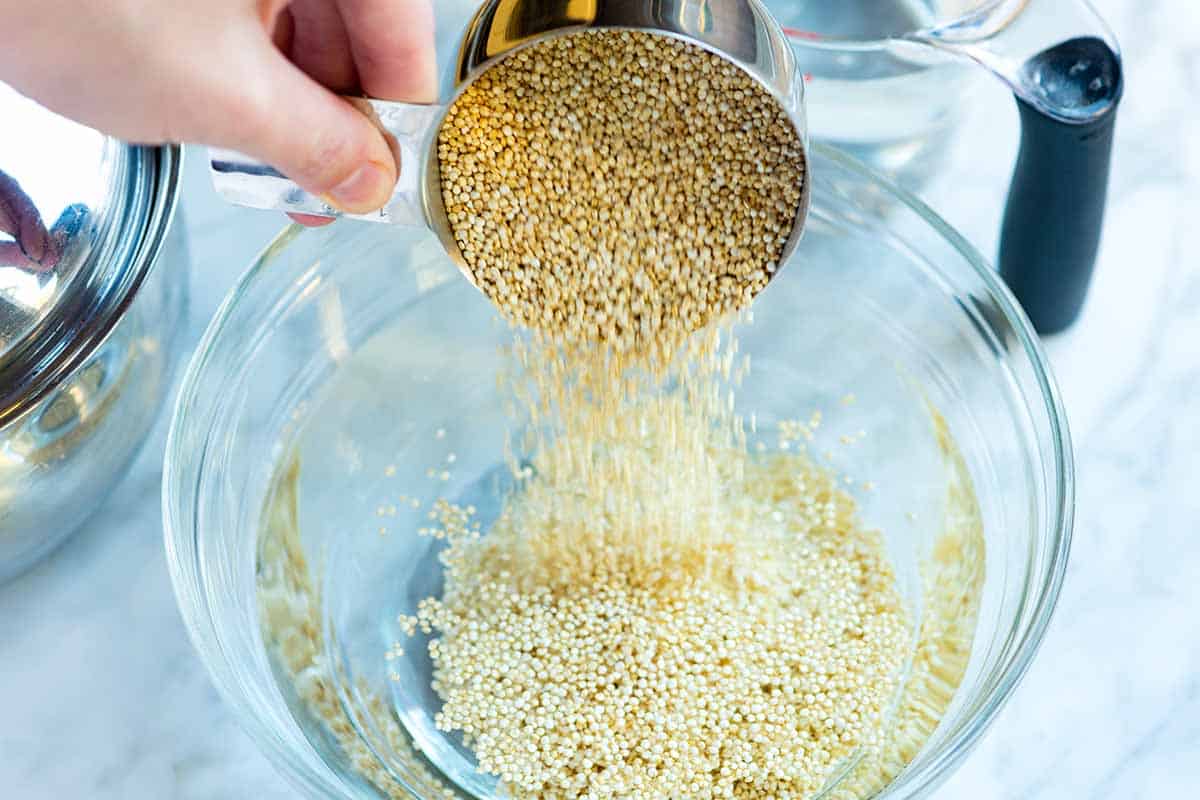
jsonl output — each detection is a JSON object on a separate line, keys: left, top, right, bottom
{"left": 224, "top": 42, "right": 398, "bottom": 215}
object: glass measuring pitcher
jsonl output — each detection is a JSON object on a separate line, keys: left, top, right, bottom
{"left": 768, "top": 0, "right": 1123, "bottom": 334}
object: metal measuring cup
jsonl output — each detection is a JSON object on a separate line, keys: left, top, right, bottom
{"left": 211, "top": 0, "right": 812, "bottom": 274}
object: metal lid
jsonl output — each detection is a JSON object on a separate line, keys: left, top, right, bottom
{"left": 0, "top": 82, "right": 181, "bottom": 426}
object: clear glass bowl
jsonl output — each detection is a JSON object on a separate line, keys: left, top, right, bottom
{"left": 164, "top": 145, "right": 1072, "bottom": 799}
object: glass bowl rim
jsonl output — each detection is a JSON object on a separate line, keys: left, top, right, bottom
{"left": 775, "top": 0, "right": 1007, "bottom": 50}
{"left": 163, "top": 142, "right": 1075, "bottom": 799}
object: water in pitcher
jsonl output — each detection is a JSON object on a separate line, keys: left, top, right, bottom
{"left": 767, "top": 0, "right": 981, "bottom": 187}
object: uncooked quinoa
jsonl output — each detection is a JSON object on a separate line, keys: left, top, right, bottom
{"left": 438, "top": 29, "right": 806, "bottom": 353}
{"left": 257, "top": 389, "right": 985, "bottom": 800}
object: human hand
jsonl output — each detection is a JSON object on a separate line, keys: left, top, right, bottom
{"left": 0, "top": 0, "right": 436, "bottom": 221}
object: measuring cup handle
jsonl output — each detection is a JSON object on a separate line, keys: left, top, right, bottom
{"left": 998, "top": 38, "right": 1122, "bottom": 334}
{"left": 209, "top": 99, "right": 443, "bottom": 226}
{"left": 903, "top": 0, "right": 1123, "bottom": 333}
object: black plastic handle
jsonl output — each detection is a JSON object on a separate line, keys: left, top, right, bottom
{"left": 999, "top": 37, "right": 1123, "bottom": 335}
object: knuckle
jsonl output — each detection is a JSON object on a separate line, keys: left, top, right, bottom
{"left": 220, "top": 79, "right": 274, "bottom": 151}
{"left": 297, "top": 123, "right": 363, "bottom": 190}
{"left": 220, "top": 83, "right": 363, "bottom": 192}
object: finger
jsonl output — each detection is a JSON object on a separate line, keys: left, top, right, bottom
{"left": 288, "top": 212, "right": 337, "bottom": 227}
{"left": 271, "top": 7, "right": 295, "bottom": 53}
{"left": 288, "top": 0, "right": 359, "bottom": 92}
{"left": 219, "top": 40, "right": 398, "bottom": 214}
{"left": 336, "top": 0, "right": 437, "bottom": 102}
{"left": 271, "top": 5, "right": 335, "bottom": 224}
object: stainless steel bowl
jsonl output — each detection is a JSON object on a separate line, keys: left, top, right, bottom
{"left": 0, "top": 83, "right": 189, "bottom": 582}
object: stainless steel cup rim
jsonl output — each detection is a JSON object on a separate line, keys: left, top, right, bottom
{"left": 422, "top": 9, "right": 812, "bottom": 276}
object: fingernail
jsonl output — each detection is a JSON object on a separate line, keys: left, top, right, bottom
{"left": 323, "top": 160, "right": 393, "bottom": 214}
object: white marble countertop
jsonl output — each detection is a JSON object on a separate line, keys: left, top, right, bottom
{"left": 2, "top": 0, "right": 1196, "bottom": 795}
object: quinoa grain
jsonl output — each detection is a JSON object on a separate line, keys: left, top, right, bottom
{"left": 439, "top": 30, "right": 806, "bottom": 353}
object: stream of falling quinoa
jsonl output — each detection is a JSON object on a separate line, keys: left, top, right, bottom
{"left": 379, "top": 321, "right": 910, "bottom": 800}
